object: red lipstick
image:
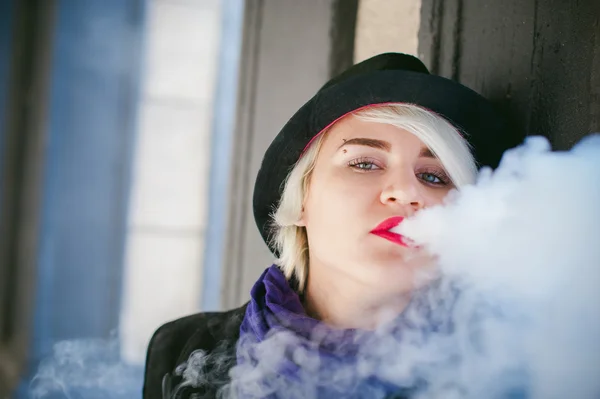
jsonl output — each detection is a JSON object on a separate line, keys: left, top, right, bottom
{"left": 370, "top": 216, "right": 410, "bottom": 247}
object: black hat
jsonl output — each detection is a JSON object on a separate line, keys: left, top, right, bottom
{"left": 253, "top": 52, "right": 520, "bottom": 254}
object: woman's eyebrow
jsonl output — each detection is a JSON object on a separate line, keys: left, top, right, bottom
{"left": 338, "top": 138, "right": 391, "bottom": 152}
{"left": 419, "top": 147, "right": 437, "bottom": 159}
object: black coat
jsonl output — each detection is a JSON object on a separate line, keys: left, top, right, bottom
{"left": 143, "top": 304, "right": 411, "bottom": 399}
{"left": 143, "top": 303, "right": 248, "bottom": 399}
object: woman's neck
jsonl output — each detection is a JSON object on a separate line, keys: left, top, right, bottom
{"left": 302, "top": 265, "right": 410, "bottom": 330}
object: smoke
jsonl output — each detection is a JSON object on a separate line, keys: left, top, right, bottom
{"left": 29, "top": 333, "right": 143, "bottom": 399}
{"left": 394, "top": 134, "right": 600, "bottom": 399}
{"left": 174, "top": 134, "right": 600, "bottom": 399}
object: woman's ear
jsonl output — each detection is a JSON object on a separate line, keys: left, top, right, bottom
{"left": 294, "top": 206, "right": 306, "bottom": 227}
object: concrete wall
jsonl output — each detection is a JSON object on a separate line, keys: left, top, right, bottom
{"left": 119, "top": 0, "right": 222, "bottom": 365}
{"left": 354, "top": 0, "right": 421, "bottom": 62}
{"left": 220, "top": 0, "right": 336, "bottom": 310}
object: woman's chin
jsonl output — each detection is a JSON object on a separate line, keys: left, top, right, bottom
{"left": 363, "top": 245, "right": 422, "bottom": 267}
{"left": 351, "top": 251, "right": 438, "bottom": 291}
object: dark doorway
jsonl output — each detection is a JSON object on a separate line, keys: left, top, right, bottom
{"left": 419, "top": 0, "right": 600, "bottom": 150}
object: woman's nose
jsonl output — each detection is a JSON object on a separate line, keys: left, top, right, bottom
{"left": 380, "top": 176, "right": 424, "bottom": 211}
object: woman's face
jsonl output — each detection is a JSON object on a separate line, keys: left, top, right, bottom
{"left": 298, "top": 115, "right": 456, "bottom": 298}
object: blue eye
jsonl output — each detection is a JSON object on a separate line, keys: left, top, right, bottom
{"left": 353, "top": 162, "right": 377, "bottom": 170}
{"left": 420, "top": 173, "right": 442, "bottom": 183}
{"left": 348, "top": 158, "right": 381, "bottom": 171}
{"left": 417, "top": 171, "right": 451, "bottom": 186}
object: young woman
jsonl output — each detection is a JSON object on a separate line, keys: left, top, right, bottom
{"left": 143, "top": 53, "right": 520, "bottom": 399}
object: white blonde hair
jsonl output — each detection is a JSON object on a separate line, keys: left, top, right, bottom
{"left": 271, "top": 103, "right": 477, "bottom": 290}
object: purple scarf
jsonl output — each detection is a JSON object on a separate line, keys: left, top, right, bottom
{"left": 240, "top": 265, "right": 365, "bottom": 354}
{"left": 234, "top": 265, "right": 412, "bottom": 398}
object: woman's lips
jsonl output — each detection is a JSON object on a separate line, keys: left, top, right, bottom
{"left": 372, "top": 216, "right": 405, "bottom": 232}
{"left": 371, "top": 230, "right": 411, "bottom": 247}
{"left": 370, "top": 216, "right": 410, "bottom": 247}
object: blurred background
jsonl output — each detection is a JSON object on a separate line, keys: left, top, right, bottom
{"left": 0, "top": 0, "right": 597, "bottom": 397}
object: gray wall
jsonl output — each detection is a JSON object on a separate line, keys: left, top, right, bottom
{"left": 221, "top": 0, "right": 358, "bottom": 309}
